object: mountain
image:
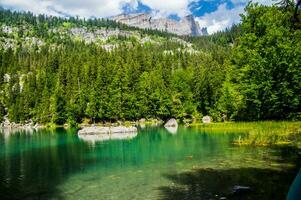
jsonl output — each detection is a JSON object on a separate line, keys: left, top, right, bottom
{"left": 111, "top": 13, "right": 208, "bottom": 36}
{"left": 0, "top": 8, "right": 197, "bottom": 51}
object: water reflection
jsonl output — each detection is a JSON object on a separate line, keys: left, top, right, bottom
{"left": 139, "top": 124, "right": 146, "bottom": 129}
{"left": 0, "top": 127, "right": 299, "bottom": 200}
{"left": 165, "top": 126, "right": 178, "bottom": 134}
{"left": 0, "top": 127, "right": 34, "bottom": 136}
{"left": 0, "top": 128, "right": 86, "bottom": 200}
{"left": 78, "top": 132, "right": 138, "bottom": 143}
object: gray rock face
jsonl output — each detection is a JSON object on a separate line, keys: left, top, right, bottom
{"left": 200, "top": 27, "right": 209, "bottom": 36}
{"left": 67, "top": 27, "right": 133, "bottom": 45}
{"left": 112, "top": 13, "right": 206, "bottom": 36}
{"left": 1, "top": 24, "right": 196, "bottom": 52}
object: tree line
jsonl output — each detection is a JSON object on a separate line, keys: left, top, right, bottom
{"left": 0, "top": 2, "right": 300, "bottom": 125}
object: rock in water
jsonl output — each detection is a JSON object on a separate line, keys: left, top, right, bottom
{"left": 202, "top": 116, "right": 211, "bottom": 124}
{"left": 139, "top": 118, "right": 146, "bottom": 123}
{"left": 231, "top": 185, "right": 252, "bottom": 195}
{"left": 77, "top": 126, "right": 138, "bottom": 143}
{"left": 78, "top": 132, "right": 137, "bottom": 143}
{"left": 164, "top": 118, "right": 178, "bottom": 127}
{"left": 78, "top": 126, "right": 137, "bottom": 135}
{"left": 110, "top": 126, "right": 137, "bottom": 134}
{"left": 78, "top": 126, "right": 110, "bottom": 135}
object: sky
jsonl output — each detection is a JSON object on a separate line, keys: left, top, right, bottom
{"left": 0, "top": 0, "right": 274, "bottom": 34}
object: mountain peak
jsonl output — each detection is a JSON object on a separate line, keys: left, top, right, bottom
{"left": 111, "top": 13, "right": 207, "bottom": 36}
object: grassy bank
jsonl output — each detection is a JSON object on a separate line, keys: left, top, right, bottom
{"left": 191, "top": 121, "right": 301, "bottom": 146}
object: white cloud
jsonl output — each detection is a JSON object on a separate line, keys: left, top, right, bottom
{"left": 127, "top": 0, "right": 139, "bottom": 9}
{"left": 0, "top": 0, "right": 199, "bottom": 18}
{"left": 140, "top": 0, "right": 196, "bottom": 17}
{"left": 0, "top": 0, "right": 276, "bottom": 33}
{"left": 196, "top": 3, "right": 245, "bottom": 34}
{"left": 0, "top": 0, "right": 137, "bottom": 18}
{"left": 196, "top": 0, "right": 275, "bottom": 34}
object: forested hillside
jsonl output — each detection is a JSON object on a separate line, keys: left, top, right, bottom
{"left": 0, "top": 2, "right": 300, "bottom": 125}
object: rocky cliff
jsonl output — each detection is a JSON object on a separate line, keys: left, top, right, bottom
{"left": 112, "top": 13, "right": 208, "bottom": 36}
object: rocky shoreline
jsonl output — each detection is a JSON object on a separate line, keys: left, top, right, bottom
{"left": 0, "top": 117, "right": 182, "bottom": 134}
{"left": 0, "top": 117, "right": 44, "bottom": 130}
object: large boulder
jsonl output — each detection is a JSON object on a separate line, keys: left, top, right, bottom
{"left": 78, "top": 126, "right": 137, "bottom": 135}
{"left": 139, "top": 118, "right": 146, "bottom": 123}
{"left": 110, "top": 126, "right": 137, "bottom": 134}
{"left": 164, "top": 118, "right": 178, "bottom": 127}
{"left": 78, "top": 132, "right": 137, "bottom": 143}
{"left": 77, "top": 126, "right": 138, "bottom": 143}
{"left": 78, "top": 126, "right": 110, "bottom": 135}
{"left": 202, "top": 116, "right": 211, "bottom": 124}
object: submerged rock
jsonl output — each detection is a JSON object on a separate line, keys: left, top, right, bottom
{"left": 164, "top": 118, "right": 178, "bottom": 127}
{"left": 231, "top": 185, "right": 252, "bottom": 195}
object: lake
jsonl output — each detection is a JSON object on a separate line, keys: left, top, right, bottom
{"left": 0, "top": 126, "right": 300, "bottom": 200}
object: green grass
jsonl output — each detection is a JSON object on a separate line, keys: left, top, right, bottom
{"left": 191, "top": 121, "right": 301, "bottom": 146}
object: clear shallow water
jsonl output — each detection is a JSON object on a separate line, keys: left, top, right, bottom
{"left": 0, "top": 126, "right": 299, "bottom": 200}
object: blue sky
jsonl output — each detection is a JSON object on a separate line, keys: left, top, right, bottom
{"left": 0, "top": 0, "right": 273, "bottom": 34}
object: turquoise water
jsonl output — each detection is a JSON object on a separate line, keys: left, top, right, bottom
{"left": 0, "top": 126, "right": 299, "bottom": 200}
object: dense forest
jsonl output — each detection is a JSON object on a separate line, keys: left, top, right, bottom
{"left": 0, "top": 1, "right": 300, "bottom": 125}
